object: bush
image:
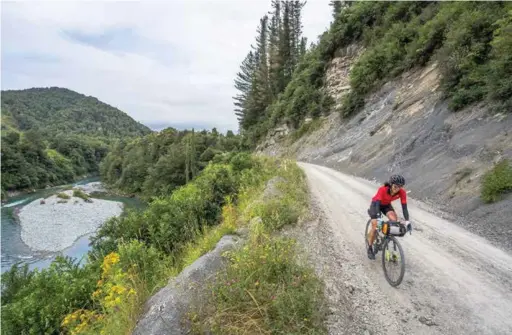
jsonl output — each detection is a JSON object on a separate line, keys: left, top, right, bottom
{"left": 73, "top": 188, "right": 90, "bottom": 201}
{"left": 92, "top": 163, "right": 239, "bottom": 257}
{"left": 62, "top": 241, "right": 170, "bottom": 335}
{"left": 1, "top": 257, "right": 100, "bottom": 335}
{"left": 290, "top": 118, "right": 324, "bottom": 143}
{"left": 481, "top": 159, "right": 512, "bottom": 203}
{"left": 57, "top": 192, "right": 71, "bottom": 199}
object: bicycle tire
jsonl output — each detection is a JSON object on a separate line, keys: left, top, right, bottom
{"left": 381, "top": 235, "right": 405, "bottom": 287}
{"left": 364, "top": 219, "right": 372, "bottom": 249}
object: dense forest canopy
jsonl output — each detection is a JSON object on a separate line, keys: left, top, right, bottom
{"left": 100, "top": 127, "right": 243, "bottom": 199}
{"left": 1, "top": 87, "right": 151, "bottom": 196}
{"left": 234, "top": 1, "right": 512, "bottom": 144}
{"left": 1, "top": 87, "right": 151, "bottom": 137}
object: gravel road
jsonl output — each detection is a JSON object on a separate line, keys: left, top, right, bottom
{"left": 297, "top": 162, "right": 512, "bottom": 335}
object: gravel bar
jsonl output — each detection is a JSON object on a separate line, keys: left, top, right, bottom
{"left": 18, "top": 186, "right": 123, "bottom": 252}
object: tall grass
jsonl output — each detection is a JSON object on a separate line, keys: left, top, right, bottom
{"left": 189, "top": 159, "right": 327, "bottom": 334}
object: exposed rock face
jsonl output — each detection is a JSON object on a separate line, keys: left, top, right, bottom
{"left": 132, "top": 235, "right": 242, "bottom": 335}
{"left": 259, "top": 50, "right": 512, "bottom": 251}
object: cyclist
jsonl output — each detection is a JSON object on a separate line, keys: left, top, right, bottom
{"left": 367, "top": 174, "right": 411, "bottom": 260}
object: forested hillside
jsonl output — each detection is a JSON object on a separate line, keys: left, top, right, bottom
{"left": 235, "top": 1, "right": 512, "bottom": 143}
{"left": 100, "top": 127, "right": 242, "bottom": 199}
{"left": 1, "top": 87, "right": 151, "bottom": 196}
{"left": 1, "top": 87, "right": 150, "bottom": 137}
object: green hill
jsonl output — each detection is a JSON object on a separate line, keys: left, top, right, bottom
{"left": 1, "top": 87, "right": 151, "bottom": 138}
{"left": 1, "top": 87, "right": 151, "bottom": 197}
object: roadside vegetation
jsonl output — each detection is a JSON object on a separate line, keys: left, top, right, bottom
{"left": 1, "top": 153, "right": 326, "bottom": 335}
{"left": 481, "top": 159, "right": 512, "bottom": 203}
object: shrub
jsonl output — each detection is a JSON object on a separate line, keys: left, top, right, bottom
{"left": 1, "top": 257, "right": 100, "bottom": 335}
{"left": 57, "top": 192, "right": 71, "bottom": 199}
{"left": 73, "top": 188, "right": 90, "bottom": 201}
{"left": 61, "top": 241, "right": 170, "bottom": 335}
{"left": 481, "top": 159, "right": 512, "bottom": 203}
{"left": 289, "top": 118, "right": 324, "bottom": 143}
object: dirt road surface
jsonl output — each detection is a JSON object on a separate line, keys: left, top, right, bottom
{"left": 297, "top": 162, "right": 512, "bottom": 335}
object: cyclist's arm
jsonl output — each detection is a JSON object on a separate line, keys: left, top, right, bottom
{"left": 401, "top": 203, "right": 410, "bottom": 221}
{"left": 400, "top": 189, "right": 410, "bottom": 221}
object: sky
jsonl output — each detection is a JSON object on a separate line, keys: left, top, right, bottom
{"left": 1, "top": 0, "right": 333, "bottom": 133}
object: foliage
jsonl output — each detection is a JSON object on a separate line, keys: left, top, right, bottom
{"left": 61, "top": 241, "right": 171, "bottom": 335}
{"left": 73, "top": 189, "right": 90, "bottom": 201}
{"left": 92, "top": 153, "right": 256, "bottom": 258}
{"left": 236, "top": 2, "right": 512, "bottom": 144}
{"left": 178, "top": 198, "right": 238, "bottom": 271}
{"left": 1, "top": 130, "right": 108, "bottom": 193}
{"left": 57, "top": 192, "right": 71, "bottom": 199}
{"left": 1, "top": 87, "right": 150, "bottom": 138}
{"left": 289, "top": 118, "right": 324, "bottom": 143}
{"left": 99, "top": 127, "right": 242, "bottom": 199}
{"left": 192, "top": 226, "right": 326, "bottom": 334}
{"left": 481, "top": 159, "right": 512, "bottom": 203}
{"left": 1, "top": 257, "right": 100, "bottom": 335}
{"left": 1, "top": 87, "right": 149, "bottom": 194}
{"left": 190, "top": 160, "right": 326, "bottom": 334}
{"left": 2, "top": 153, "right": 323, "bottom": 335}
{"left": 234, "top": 1, "right": 308, "bottom": 143}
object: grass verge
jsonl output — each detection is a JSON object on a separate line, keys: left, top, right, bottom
{"left": 189, "top": 159, "right": 327, "bottom": 334}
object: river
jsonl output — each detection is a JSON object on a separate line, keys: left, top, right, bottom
{"left": 1, "top": 178, "right": 145, "bottom": 274}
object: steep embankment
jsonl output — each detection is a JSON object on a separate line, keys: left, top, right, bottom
{"left": 290, "top": 163, "right": 512, "bottom": 335}
{"left": 259, "top": 45, "right": 512, "bottom": 252}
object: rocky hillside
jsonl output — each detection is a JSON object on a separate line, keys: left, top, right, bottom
{"left": 258, "top": 44, "right": 512, "bottom": 252}
{"left": 250, "top": 2, "right": 512, "bottom": 252}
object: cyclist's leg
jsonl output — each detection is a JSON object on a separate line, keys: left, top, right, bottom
{"left": 384, "top": 204, "right": 397, "bottom": 221}
{"left": 367, "top": 202, "right": 379, "bottom": 248}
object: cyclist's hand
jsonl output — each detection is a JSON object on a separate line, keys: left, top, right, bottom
{"left": 404, "top": 221, "right": 412, "bottom": 234}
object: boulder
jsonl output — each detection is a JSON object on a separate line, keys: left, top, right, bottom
{"left": 132, "top": 235, "right": 242, "bottom": 335}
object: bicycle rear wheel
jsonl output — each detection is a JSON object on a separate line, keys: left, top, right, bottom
{"left": 381, "top": 236, "right": 405, "bottom": 287}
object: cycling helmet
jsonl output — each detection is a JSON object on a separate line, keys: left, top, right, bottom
{"left": 389, "top": 174, "right": 405, "bottom": 186}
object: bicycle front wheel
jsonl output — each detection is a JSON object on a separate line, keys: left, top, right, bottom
{"left": 381, "top": 236, "right": 405, "bottom": 287}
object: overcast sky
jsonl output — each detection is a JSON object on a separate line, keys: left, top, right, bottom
{"left": 1, "top": 0, "right": 332, "bottom": 132}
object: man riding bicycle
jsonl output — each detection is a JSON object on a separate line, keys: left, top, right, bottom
{"left": 367, "top": 174, "right": 411, "bottom": 260}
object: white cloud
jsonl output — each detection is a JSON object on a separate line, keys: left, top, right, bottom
{"left": 1, "top": 0, "right": 332, "bottom": 132}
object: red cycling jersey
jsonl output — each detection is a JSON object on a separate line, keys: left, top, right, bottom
{"left": 372, "top": 185, "right": 407, "bottom": 205}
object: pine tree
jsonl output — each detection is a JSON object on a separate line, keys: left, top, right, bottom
{"left": 300, "top": 36, "right": 307, "bottom": 58}
{"left": 184, "top": 131, "right": 197, "bottom": 182}
{"left": 290, "top": 1, "right": 305, "bottom": 68}
{"left": 268, "top": 0, "right": 283, "bottom": 97}
{"left": 280, "top": 2, "right": 292, "bottom": 85}
{"left": 233, "top": 51, "right": 257, "bottom": 125}
{"left": 232, "top": 1, "right": 306, "bottom": 135}
{"left": 329, "top": 1, "right": 342, "bottom": 19}
{"left": 241, "top": 16, "right": 272, "bottom": 131}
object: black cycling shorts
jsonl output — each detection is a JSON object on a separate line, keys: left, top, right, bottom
{"left": 368, "top": 201, "right": 395, "bottom": 219}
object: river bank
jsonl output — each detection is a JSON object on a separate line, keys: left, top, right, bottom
{"left": 1, "top": 180, "right": 145, "bottom": 273}
{"left": 18, "top": 189, "right": 123, "bottom": 252}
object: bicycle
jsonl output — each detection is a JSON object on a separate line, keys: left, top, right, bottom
{"left": 364, "top": 213, "right": 410, "bottom": 287}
